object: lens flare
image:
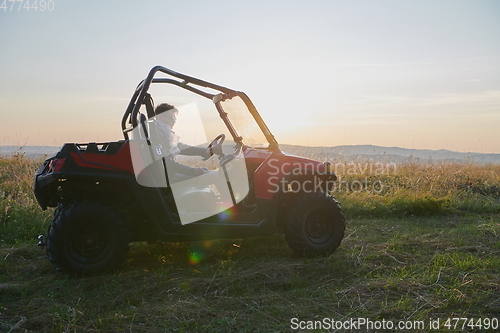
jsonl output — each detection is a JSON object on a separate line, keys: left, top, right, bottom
{"left": 188, "top": 241, "right": 214, "bottom": 265}
{"left": 188, "top": 251, "right": 203, "bottom": 266}
{"left": 217, "top": 201, "right": 235, "bottom": 221}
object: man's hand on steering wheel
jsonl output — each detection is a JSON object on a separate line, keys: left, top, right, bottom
{"left": 206, "top": 134, "right": 225, "bottom": 159}
{"left": 210, "top": 143, "right": 224, "bottom": 157}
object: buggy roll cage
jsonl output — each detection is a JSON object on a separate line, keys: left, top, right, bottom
{"left": 121, "top": 66, "right": 279, "bottom": 151}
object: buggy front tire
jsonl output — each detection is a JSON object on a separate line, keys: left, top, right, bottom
{"left": 285, "top": 192, "right": 345, "bottom": 256}
{"left": 46, "top": 201, "right": 129, "bottom": 275}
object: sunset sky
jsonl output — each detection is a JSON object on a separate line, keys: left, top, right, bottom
{"left": 1, "top": 0, "right": 499, "bottom": 153}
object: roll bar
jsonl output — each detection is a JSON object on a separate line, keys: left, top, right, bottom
{"left": 121, "top": 66, "right": 279, "bottom": 151}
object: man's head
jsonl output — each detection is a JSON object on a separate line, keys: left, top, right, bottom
{"left": 155, "top": 103, "right": 178, "bottom": 127}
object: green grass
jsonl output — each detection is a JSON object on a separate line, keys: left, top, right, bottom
{"left": 1, "top": 155, "right": 499, "bottom": 332}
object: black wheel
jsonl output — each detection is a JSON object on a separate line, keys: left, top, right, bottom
{"left": 284, "top": 192, "right": 346, "bottom": 256}
{"left": 46, "top": 201, "right": 130, "bottom": 275}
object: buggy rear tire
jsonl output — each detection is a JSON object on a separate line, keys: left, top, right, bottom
{"left": 284, "top": 192, "right": 345, "bottom": 256}
{"left": 46, "top": 201, "right": 129, "bottom": 275}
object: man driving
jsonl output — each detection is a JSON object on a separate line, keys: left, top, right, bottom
{"left": 153, "top": 103, "right": 222, "bottom": 182}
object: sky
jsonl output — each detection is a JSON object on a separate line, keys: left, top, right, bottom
{"left": 1, "top": 0, "right": 499, "bottom": 153}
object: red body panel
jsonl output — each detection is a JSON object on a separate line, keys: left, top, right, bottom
{"left": 244, "top": 148, "right": 328, "bottom": 200}
{"left": 69, "top": 142, "right": 134, "bottom": 174}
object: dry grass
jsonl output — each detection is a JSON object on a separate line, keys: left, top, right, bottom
{"left": 1, "top": 215, "right": 499, "bottom": 332}
{"left": 0, "top": 155, "right": 54, "bottom": 244}
{"left": 333, "top": 161, "right": 500, "bottom": 217}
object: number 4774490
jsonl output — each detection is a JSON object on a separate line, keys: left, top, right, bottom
{"left": 443, "top": 318, "right": 499, "bottom": 330}
{"left": 1, "top": 0, "right": 55, "bottom": 11}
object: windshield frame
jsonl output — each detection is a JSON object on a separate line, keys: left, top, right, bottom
{"left": 122, "top": 66, "right": 280, "bottom": 151}
{"left": 214, "top": 92, "right": 279, "bottom": 150}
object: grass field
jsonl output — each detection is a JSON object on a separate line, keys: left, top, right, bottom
{"left": 1, "top": 154, "right": 499, "bottom": 332}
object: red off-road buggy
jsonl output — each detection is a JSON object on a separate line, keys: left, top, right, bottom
{"left": 34, "top": 66, "right": 345, "bottom": 274}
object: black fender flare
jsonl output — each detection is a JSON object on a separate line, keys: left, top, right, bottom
{"left": 271, "top": 166, "right": 337, "bottom": 228}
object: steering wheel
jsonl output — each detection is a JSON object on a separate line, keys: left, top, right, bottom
{"left": 208, "top": 134, "right": 225, "bottom": 157}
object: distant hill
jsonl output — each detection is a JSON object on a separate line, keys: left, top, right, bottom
{"left": 1, "top": 144, "right": 499, "bottom": 164}
{"left": 280, "top": 144, "right": 500, "bottom": 164}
